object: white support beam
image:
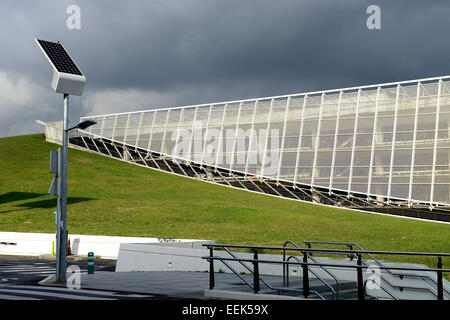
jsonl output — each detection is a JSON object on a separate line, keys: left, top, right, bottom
{"left": 278, "top": 182, "right": 301, "bottom": 200}
{"left": 347, "top": 89, "right": 362, "bottom": 195}
{"left": 146, "top": 111, "right": 157, "bottom": 153}
{"left": 173, "top": 108, "right": 185, "bottom": 158}
{"left": 99, "top": 116, "right": 106, "bottom": 138}
{"left": 111, "top": 114, "right": 119, "bottom": 142}
{"left": 261, "top": 98, "right": 274, "bottom": 178}
{"left": 112, "top": 142, "right": 124, "bottom": 160}
{"left": 215, "top": 103, "right": 228, "bottom": 168}
{"left": 172, "top": 156, "right": 188, "bottom": 177}
{"left": 160, "top": 109, "right": 171, "bottom": 155}
{"left": 188, "top": 106, "right": 199, "bottom": 162}
{"left": 244, "top": 100, "right": 259, "bottom": 177}
{"left": 430, "top": 79, "right": 443, "bottom": 207}
{"left": 387, "top": 84, "right": 401, "bottom": 202}
{"left": 260, "top": 179, "right": 283, "bottom": 197}
{"left": 214, "top": 169, "right": 233, "bottom": 187}
{"left": 230, "top": 102, "right": 243, "bottom": 172}
{"left": 408, "top": 82, "right": 422, "bottom": 205}
{"left": 79, "top": 135, "right": 90, "bottom": 151}
{"left": 276, "top": 97, "right": 290, "bottom": 184}
{"left": 200, "top": 105, "right": 213, "bottom": 166}
{"left": 123, "top": 113, "right": 131, "bottom": 144}
{"left": 99, "top": 136, "right": 113, "bottom": 158}
{"left": 144, "top": 111, "right": 161, "bottom": 170}
{"left": 311, "top": 92, "right": 325, "bottom": 187}
{"left": 135, "top": 112, "right": 144, "bottom": 150}
{"left": 329, "top": 91, "right": 343, "bottom": 193}
{"left": 98, "top": 138, "right": 112, "bottom": 159}
{"left": 87, "top": 132, "right": 102, "bottom": 155}
{"left": 109, "top": 114, "right": 124, "bottom": 160}
{"left": 187, "top": 160, "right": 204, "bottom": 179}
{"left": 293, "top": 95, "right": 308, "bottom": 188}
{"left": 161, "top": 156, "right": 175, "bottom": 174}
{"left": 367, "top": 87, "right": 381, "bottom": 197}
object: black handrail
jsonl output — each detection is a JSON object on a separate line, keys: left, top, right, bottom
{"left": 203, "top": 255, "right": 450, "bottom": 273}
{"left": 303, "top": 240, "right": 450, "bottom": 298}
{"left": 203, "top": 243, "right": 449, "bottom": 300}
{"left": 204, "top": 243, "right": 450, "bottom": 257}
{"left": 287, "top": 255, "right": 338, "bottom": 299}
{"left": 304, "top": 241, "right": 400, "bottom": 299}
{"left": 364, "top": 278, "right": 398, "bottom": 300}
{"left": 222, "top": 247, "right": 275, "bottom": 291}
{"left": 282, "top": 240, "right": 340, "bottom": 299}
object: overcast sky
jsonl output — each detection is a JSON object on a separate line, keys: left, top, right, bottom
{"left": 1, "top": 0, "right": 450, "bottom": 137}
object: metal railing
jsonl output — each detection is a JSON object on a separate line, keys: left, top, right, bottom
{"left": 202, "top": 243, "right": 450, "bottom": 300}
{"left": 303, "top": 240, "right": 400, "bottom": 299}
{"left": 303, "top": 240, "right": 450, "bottom": 299}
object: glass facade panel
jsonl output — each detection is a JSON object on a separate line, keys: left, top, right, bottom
{"left": 124, "top": 113, "right": 141, "bottom": 146}
{"left": 89, "top": 117, "right": 103, "bottom": 136}
{"left": 136, "top": 112, "right": 154, "bottom": 149}
{"left": 150, "top": 110, "right": 168, "bottom": 153}
{"left": 113, "top": 114, "right": 128, "bottom": 142}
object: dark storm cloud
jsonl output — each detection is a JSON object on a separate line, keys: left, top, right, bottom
{"left": 1, "top": 0, "right": 450, "bottom": 136}
{"left": 70, "top": 0, "right": 450, "bottom": 96}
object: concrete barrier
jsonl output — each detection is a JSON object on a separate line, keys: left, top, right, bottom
{"left": 0, "top": 232, "right": 210, "bottom": 259}
{"left": 44, "top": 121, "right": 63, "bottom": 145}
{"left": 116, "top": 243, "right": 296, "bottom": 275}
{"left": 116, "top": 244, "right": 211, "bottom": 272}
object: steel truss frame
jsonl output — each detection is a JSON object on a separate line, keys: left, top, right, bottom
{"left": 69, "top": 130, "right": 450, "bottom": 222}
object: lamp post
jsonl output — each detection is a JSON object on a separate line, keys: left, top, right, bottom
{"left": 57, "top": 93, "right": 69, "bottom": 282}
{"left": 36, "top": 39, "right": 89, "bottom": 282}
{"left": 56, "top": 110, "right": 96, "bottom": 282}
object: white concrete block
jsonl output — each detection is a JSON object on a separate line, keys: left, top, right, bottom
{"left": 0, "top": 232, "right": 209, "bottom": 259}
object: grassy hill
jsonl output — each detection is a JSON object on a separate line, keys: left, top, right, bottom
{"left": 0, "top": 134, "right": 449, "bottom": 268}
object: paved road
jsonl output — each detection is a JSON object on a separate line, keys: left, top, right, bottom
{"left": 0, "top": 256, "right": 158, "bottom": 300}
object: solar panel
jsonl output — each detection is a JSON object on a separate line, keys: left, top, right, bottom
{"left": 36, "top": 39, "right": 83, "bottom": 76}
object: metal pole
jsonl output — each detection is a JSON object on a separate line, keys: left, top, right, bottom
{"left": 437, "top": 256, "right": 443, "bottom": 301}
{"left": 302, "top": 252, "right": 309, "bottom": 298}
{"left": 209, "top": 247, "right": 215, "bottom": 290}
{"left": 55, "top": 148, "right": 62, "bottom": 280}
{"left": 57, "top": 93, "right": 69, "bottom": 282}
{"left": 357, "top": 254, "right": 364, "bottom": 300}
{"left": 282, "top": 248, "right": 286, "bottom": 287}
{"left": 253, "top": 249, "right": 260, "bottom": 294}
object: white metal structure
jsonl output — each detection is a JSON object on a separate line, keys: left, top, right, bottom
{"left": 71, "top": 76, "right": 450, "bottom": 222}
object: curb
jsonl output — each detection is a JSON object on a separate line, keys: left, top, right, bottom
{"left": 38, "top": 274, "right": 66, "bottom": 287}
{"left": 204, "top": 289, "right": 306, "bottom": 300}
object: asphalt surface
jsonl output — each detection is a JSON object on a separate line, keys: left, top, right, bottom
{"left": 0, "top": 255, "right": 160, "bottom": 300}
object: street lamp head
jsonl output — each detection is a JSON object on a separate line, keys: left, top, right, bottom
{"left": 66, "top": 119, "right": 97, "bottom": 132}
{"left": 77, "top": 119, "right": 97, "bottom": 130}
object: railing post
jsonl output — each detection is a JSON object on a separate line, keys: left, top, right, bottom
{"left": 348, "top": 245, "right": 354, "bottom": 261}
{"left": 357, "top": 254, "right": 364, "bottom": 301}
{"left": 303, "top": 252, "right": 309, "bottom": 298}
{"left": 282, "top": 248, "right": 286, "bottom": 287}
{"left": 307, "top": 243, "right": 312, "bottom": 256}
{"left": 437, "top": 256, "right": 443, "bottom": 301}
{"left": 286, "top": 262, "right": 290, "bottom": 287}
{"left": 209, "top": 247, "right": 215, "bottom": 290}
{"left": 253, "top": 249, "right": 260, "bottom": 294}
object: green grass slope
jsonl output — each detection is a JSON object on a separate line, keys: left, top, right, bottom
{"left": 0, "top": 134, "right": 449, "bottom": 268}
